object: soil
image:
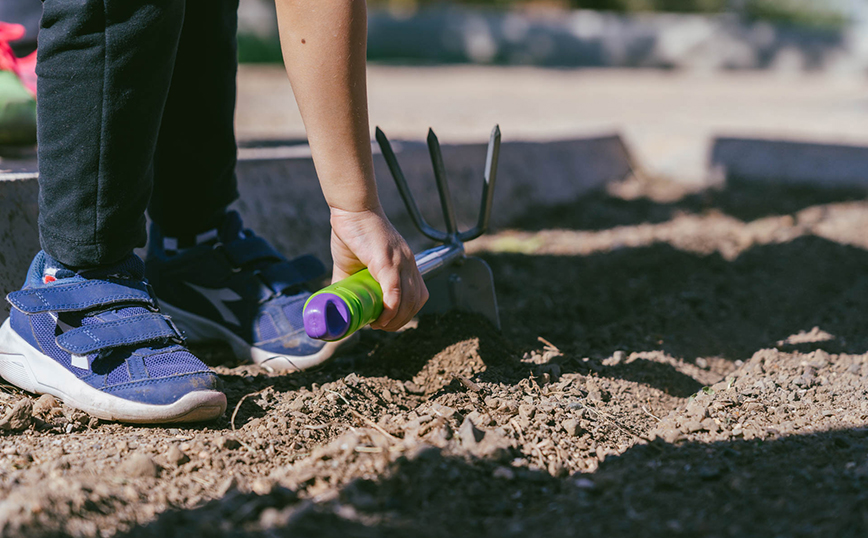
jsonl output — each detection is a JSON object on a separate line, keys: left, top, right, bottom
{"left": 2, "top": 176, "right": 868, "bottom": 537}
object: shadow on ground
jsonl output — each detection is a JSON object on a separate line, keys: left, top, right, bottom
{"left": 120, "top": 426, "right": 868, "bottom": 538}
{"left": 508, "top": 178, "right": 868, "bottom": 231}
{"left": 487, "top": 236, "right": 868, "bottom": 360}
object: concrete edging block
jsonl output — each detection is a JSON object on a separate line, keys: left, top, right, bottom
{"left": 711, "top": 138, "right": 868, "bottom": 188}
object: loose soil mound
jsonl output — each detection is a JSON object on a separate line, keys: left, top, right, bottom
{"left": 1, "top": 178, "right": 867, "bottom": 537}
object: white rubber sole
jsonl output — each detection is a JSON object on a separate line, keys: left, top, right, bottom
{"left": 0, "top": 319, "right": 227, "bottom": 423}
{"left": 159, "top": 300, "right": 355, "bottom": 373}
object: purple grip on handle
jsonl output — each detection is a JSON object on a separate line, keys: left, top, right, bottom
{"left": 303, "top": 292, "right": 351, "bottom": 340}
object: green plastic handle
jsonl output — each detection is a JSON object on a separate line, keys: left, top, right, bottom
{"left": 302, "top": 269, "right": 384, "bottom": 341}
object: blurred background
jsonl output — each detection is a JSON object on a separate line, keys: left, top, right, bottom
{"left": 234, "top": 0, "right": 868, "bottom": 186}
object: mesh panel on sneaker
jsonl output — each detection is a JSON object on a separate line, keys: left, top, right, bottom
{"left": 282, "top": 297, "right": 306, "bottom": 330}
{"left": 143, "top": 349, "right": 208, "bottom": 379}
{"left": 104, "top": 361, "right": 131, "bottom": 386}
{"left": 256, "top": 312, "right": 279, "bottom": 342}
{"left": 30, "top": 313, "right": 73, "bottom": 370}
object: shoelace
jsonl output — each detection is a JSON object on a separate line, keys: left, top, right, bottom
{"left": 0, "top": 21, "right": 36, "bottom": 97}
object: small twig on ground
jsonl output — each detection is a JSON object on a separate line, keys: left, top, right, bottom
{"left": 303, "top": 423, "right": 330, "bottom": 430}
{"left": 537, "top": 336, "right": 560, "bottom": 353}
{"left": 354, "top": 446, "right": 383, "bottom": 453}
{"left": 453, "top": 374, "right": 482, "bottom": 393}
{"left": 576, "top": 398, "right": 645, "bottom": 441}
{"left": 190, "top": 476, "right": 213, "bottom": 488}
{"left": 642, "top": 406, "right": 661, "bottom": 422}
{"left": 231, "top": 388, "right": 267, "bottom": 432}
{"left": 327, "top": 390, "right": 400, "bottom": 443}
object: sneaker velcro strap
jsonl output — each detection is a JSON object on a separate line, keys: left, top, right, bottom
{"left": 55, "top": 313, "right": 183, "bottom": 355}
{"left": 224, "top": 236, "right": 283, "bottom": 267}
{"left": 259, "top": 255, "right": 326, "bottom": 294}
{"left": 7, "top": 280, "right": 156, "bottom": 314}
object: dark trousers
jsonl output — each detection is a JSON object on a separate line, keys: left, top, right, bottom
{"left": 37, "top": 0, "right": 240, "bottom": 268}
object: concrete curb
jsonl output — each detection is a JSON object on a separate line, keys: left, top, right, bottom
{"left": 0, "top": 134, "right": 634, "bottom": 317}
{"left": 710, "top": 138, "right": 868, "bottom": 188}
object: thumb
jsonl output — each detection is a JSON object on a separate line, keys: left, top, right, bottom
{"left": 331, "top": 264, "right": 353, "bottom": 284}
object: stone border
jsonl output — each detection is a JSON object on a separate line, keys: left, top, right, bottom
{"left": 710, "top": 137, "right": 868, "bottom": 188}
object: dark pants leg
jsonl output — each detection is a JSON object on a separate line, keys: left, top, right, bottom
{"left": 37, "top": 0, "right": 239, "bottom": 267}
{"left": 37, "top": 0, "right": 185, "bottom": 267}
{"left": 149, "top": 0, "right": 240, "bottom": 239}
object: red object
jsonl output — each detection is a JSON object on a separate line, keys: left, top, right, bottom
{"left": 0, "top": 21, "right": 36, "bottom": 97}
{"left": 43, "top": 275, "right": 57, "bottom": 283}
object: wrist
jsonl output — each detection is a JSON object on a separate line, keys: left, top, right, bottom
{"left": 328, "top": 204, "right": 385, "bottom": 220}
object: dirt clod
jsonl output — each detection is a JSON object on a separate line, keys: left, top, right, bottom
{"left": 164, "top": 446, "right": 189, "bottom": 467}
{"left": 122, "top": 453, "right": 160, "bottom": 478}
{"left": 0, "top": 398, "right": 32, "bottom": 432}
{"left": 31, "top": 395, "right": 58, "bottom": 417}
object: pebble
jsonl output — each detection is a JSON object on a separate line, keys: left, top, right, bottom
{"left": 683, "top": 420, "right": 704, "bottom": 433}
{"left": 661, "top": 428, "right": 681, "bottom": 443}
{"left": 695, "top": 357, "right": 709, "bottom": 370}
{"left": 251, "top": 477, "right": 275, "bottom": 495}
{"left": 216, "top": 436, "right": 242, "bottom": 450}
{"left": 0, "top": 398, "right": 33, "bottom": 432}
{"left": 518, "top": 404, "right": 535, "bottom": 421}
{"left": 585, "top": 380, "right": 603, "bottom": 402}
{"left": 217, "top": 476, "right": 239, "bottom": 496}
{"left": 562, "top": 418, "right": 580, "bottom": 437}
{"left": 165, "top": 445, "right": 190, "bottom": 466}
{"left": 32, "top": 394, "right": 59, "bottom": 417}
{"left": 458, "top": 417, "right": 485, "bottom": 448}
{"left": 403, "top": 381, "right": 424, "bottom": 395}
{"left": 701, "top": 418, "right": 719, "bottom": 433}
{"left": 121, "top": 453, "right": 160, "bottom": 478}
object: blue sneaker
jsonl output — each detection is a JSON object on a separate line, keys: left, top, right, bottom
{"left": 145, "top": 211, "right": 351, "bottom": 372}
{"left": 0, "top": 252, "right": 226, "bottom": 423}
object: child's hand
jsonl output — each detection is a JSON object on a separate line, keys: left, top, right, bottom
{"left": 329, "top": 207, "right": 428, "bottom": 332}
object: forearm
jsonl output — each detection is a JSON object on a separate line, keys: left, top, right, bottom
{"left": 275, "top": 0, "right": 379, "bottom": 213}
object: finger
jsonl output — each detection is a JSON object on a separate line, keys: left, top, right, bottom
{"left": 380, "top": 268, "right": 427, "bottom": 331}
{"left": 331, "top": 264, "right": 352, "bottom": 284}
{"left": 371, "top": 272, "right": 401, "bottom": 330}
{"left": 417, "top": 275, "right": 430, "bottom": 309}
{"left": 380, "top": 271, "right": 419, "bottom": 331}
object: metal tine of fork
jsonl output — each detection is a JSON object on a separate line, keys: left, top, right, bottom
{"left": 459, "top": 124, "right": 501, "bottom": 242}
{"left": 375, "top": 127, "right": 449, "bottom": 243}
{"left": 427, "top": 128, "right": 459, "bottom": 239}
